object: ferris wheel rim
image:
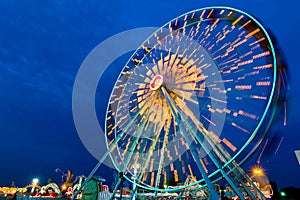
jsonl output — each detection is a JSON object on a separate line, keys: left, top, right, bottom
{"left": 104, "top": 6, "right": 277, "bottom": 191}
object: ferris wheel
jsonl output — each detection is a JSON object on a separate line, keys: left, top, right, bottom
{"left": 73, "top": 6, "right": 285, "bottom": 200}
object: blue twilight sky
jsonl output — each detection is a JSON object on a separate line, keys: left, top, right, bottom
{"left": 0, "top": 0, "right": 299, "bottom": 189}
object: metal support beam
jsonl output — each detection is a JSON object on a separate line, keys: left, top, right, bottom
{"left": 161, "top": 87, "right": 246, "bottom": 199}
{"left": 162, "top": 87, "right": 220, "bottom": 200}
{"left": 72, "top": 97, "right": 153, "bottom": 200}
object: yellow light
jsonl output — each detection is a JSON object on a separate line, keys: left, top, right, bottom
{"left": 61, "top": 184, "right": 67, "bottom": 191}
{"left": 251, "top": 166, "right": 265, "bottom": 177}
{"left": 32, "top": 178, "right": 39, "bottom": 186}
{"left": 174, "top": 170, "right": 179, "bottom": 182}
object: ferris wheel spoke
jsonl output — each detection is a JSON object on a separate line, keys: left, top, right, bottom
{"left": 120, "top": 102, "right": 155, "bottom": 172}
{"left": 117, "top": 91, "right": 155, "bottom": 124}
{"left": 167, "top": 53, "right": 189, "bottom": 79}
{"left": 162, "top": 88, "right": 230, "bottom": 167}
{"left": 173, "top": 94, "right": 215, "bottom": 136}
{"left": 154, "top": 116, "right": 172, "bottom": 190}
{"left": 140, "top": 63, "right": 156, "bottom": 79}
{"left": 171, "top": 90, "right": 199, "bottom": 105}
{"left": 110, "top": 92, "right": 156, "bottom": 146}
{"left": 168, "top": 91, "right": 234, "bottom": 163}
{"left": 137, "top": 122, "right": 166, "bottom": 183}
{"left": 135, "top": 99, "right": 172, "bottom": 187}
{"left": 161, "top": 86, "right": 215, "bottom": 161}
{"left": 167, "top": 86, "right": 260, "bottom": 183}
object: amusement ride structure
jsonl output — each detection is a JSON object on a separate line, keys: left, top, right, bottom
{"left": 73, "top": 6, "right": 288, "bottom": 200}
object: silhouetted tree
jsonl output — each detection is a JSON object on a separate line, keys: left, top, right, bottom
{"left": 281, "top": 186, "right": 300, "bottom": 200}
{"left": 270, "top": 181, "right": 280, "bottom": 200}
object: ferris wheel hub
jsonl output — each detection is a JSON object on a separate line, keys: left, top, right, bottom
{"left": 149, "top": 74, "right": 163, "bottom": 91}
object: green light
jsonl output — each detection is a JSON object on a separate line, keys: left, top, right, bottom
{"left": 280, "top": 191, "right": 286, "bottom": 197}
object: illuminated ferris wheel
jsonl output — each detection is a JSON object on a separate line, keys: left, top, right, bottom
{"left": 74, "top": 6, "right": 287, "bottom": 200}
